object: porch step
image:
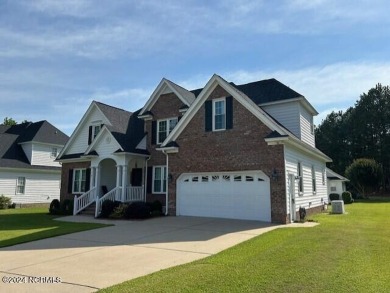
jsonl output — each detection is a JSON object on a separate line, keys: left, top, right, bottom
{"left": 80, "top": 203, "right": 96, "bottom": 217}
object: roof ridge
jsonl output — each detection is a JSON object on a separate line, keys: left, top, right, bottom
{"left": 94, "top": 101, "right": 133, "bottom": 114}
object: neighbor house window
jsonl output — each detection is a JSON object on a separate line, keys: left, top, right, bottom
{"left": 297, "top": 162, "right": 303, "bottom": 194}
{"left": 322, "top": 169, "right": 326, "bottom": 185}
{"left": 312, "top": 166, "right": 316, "bottom": 193}
{"left": 73, "top": 168, "right": 87, "bottom": 193}
{"left": 51, "top": 147, "right": 58, "bottom": 158}
{"left": 213, "top": 98, "right": 226, "bottom": 131}
{"left": 16, "top": 177, "right": 25, "bottom": 194}
{"left": 153, "top": 166, "right": 167, "bottom": 193}
{"left": 310, "top": 116, "right": 314, "bottom": 134}
{"left": 157, "top": 118, "right": 177, "bottom": 144}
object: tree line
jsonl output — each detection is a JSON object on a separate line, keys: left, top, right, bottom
{"left": 315, "top": 83, "right": 390, "bottom": 192}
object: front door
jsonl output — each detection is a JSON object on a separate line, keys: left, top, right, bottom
{"left": 131, "top": 168, "right": 143, "bottom": 186}
{"left": 288, "top": 174, "right": 296, "bottom": 222}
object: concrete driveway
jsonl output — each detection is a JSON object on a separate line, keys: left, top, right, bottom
{"left": 0, "top": 215, "right": 316, "bottom": 293}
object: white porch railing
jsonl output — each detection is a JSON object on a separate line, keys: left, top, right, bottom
{"left": 125, "top": 186, "right": 144, "bottom": 202}
{"left": 73, "top": 187, "right": 97, "bottom": 215}
{"left": 95, "top": 186, "right": 122, "bottom": 217}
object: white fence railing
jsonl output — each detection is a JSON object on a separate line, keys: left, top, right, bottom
{"left": 95, "top": 187, "right": 122, "bottom": 217}
{"left": 73, "top": 187, "right": 97, "bottom": 215}
{"left": 125, "top": 186, "right": 144, "bottom": 202}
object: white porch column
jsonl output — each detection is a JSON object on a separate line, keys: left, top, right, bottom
{"left": 116, "top": 165, "right": 122, "bottom": 201}
{"left": 95, "top": 166, "right": 100, "bottom": 198}
{"left": 90, "top": 167, "right": 96, "bottom": 189}
{"left": 121, "top": 165, "right": 128, "bottom": 202}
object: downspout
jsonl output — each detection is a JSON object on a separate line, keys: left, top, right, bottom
{"left": 144, "top": 156, "right": 151, "bottom": 203}
{"left": 162, "top": 150, "right": 169, "bottom": 216}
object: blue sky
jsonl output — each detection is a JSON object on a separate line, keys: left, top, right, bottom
{"left": 1, "top": 0, "right": 390, "bottom": 135}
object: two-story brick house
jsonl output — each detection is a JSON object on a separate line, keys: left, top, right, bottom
{"left": 58, "top": 74, "right": 331, "bottom": 223}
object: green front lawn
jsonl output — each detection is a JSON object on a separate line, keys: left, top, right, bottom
{"left": 101, "top": 199, "right": 390, "bottom": 293}
{"left": 0, "top": 208, "right": 108, "bottom": 248}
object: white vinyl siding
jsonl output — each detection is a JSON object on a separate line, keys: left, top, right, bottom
{"left": 0, "top": 169, "right": 61, "bottom": 203}
{"left": 68, "top": 107, "right": 106, "bottom": 154}
{"left": 93, "top": 131, "right": 121, "bottom": 158}
{"left": 30, "top": 143, "right": 62, "bottom": 167}
{"left": 299, "top": 105, "right": 315, "bottom": 147}
{"left": 21, "top": 143, "right": 33, "bottom": 163}
{"left": 262, "top": 101, "right": 300, "bottom": 138}
{"left": 284, "top": 145, "right": 327, "bottom": 215}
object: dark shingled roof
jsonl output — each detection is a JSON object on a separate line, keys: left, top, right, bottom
{"left": 0, "top": 121, "right": 68, "bottom": 170}
{"left": 95, "top": 103, "right": 147, "bottom": 155}
{"left": 190, "top": 78, "right": 302, "bottom": 104}
{"left": 264, "top": 130, "right": 289, "bottom": 139}
{"left": 233, "top": 79, "right": 302, "bottom": 104}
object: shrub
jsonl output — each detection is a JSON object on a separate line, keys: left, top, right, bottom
{"left": 8, "top": 203, "right": 16, "bottom": 209}
{"left": 329, "top": 193, "right": 340, "bottom": 201}
{"left": 342, "top": 191, "right": 354, "bottom": 204}
{"left": 100, "top": 200, "right": 120, "bottom": 218}
{"left": 299, "top": 207, "right": 306, "bottom": 221}
{"left": 0, "top": 195, "right": 12, "bottom": 209}
{"left": 61, "top": 199, "right": 74, "bottom": 215}
{"left": 109, "top": 203, "right": 128, "bottom": 219}
{"left": 49, "top": 199, "right": 61, "bottom": 214}
{"left": 124, "top": 201, "right": 151, "bottom": 219}
{"left": 151, "top": 200, "right": 162, "bottom": 213}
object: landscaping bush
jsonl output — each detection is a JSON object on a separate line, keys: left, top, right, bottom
{"left": 8, "top": 202, "right": 16, "bottom": 209}
{"left": 329, "top": 193, "right": 340, "bottom": 201}
{"left": 61, "top": 199, "right": 74, "bottom": 215}
{"left": 124, "top": 201, "right": 151, "bottom": 219}
{"left": 49, "top": 199, "right": 61, "bottom": 214}
{"left": 342, "top": 191, "right": 354, "bottom": 204}
{"left": 0, "top": 195, "right": 12, "bottom": 209}
{"left": 299, "top": 207, "right": 307, "bottom": 221}
{"left": 100, "top": 200, "right": 121, "bottom": 218}
{"left": 109, "top": 203, "right": 128, "bottom": 219}
{"left": 151, "top": 200, "right": 163, "bottom": 213}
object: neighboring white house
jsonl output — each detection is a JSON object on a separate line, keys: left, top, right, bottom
{"left": 0, "top": 121, "right": 69, "bottom": 204}
{"left": 327, "top": 168, "right": 349, "bottom": 199}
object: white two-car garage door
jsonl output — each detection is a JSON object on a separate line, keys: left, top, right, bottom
{"left": 177, "top": 171, "right": 271, "bottom": 222}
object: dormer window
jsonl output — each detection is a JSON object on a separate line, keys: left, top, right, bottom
{"left": 88, "top": 124, "right": 102, "bottom": 145}
{"left": 157, "top": 118, "right": 178, "bottom": 144}
{"left": 51, "top": 148, "right": 58, "bottom": 158}
{"left": 93, "top": 125, "right": 101, "bottom": 139}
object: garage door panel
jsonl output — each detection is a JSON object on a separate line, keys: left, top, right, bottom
{"left": 177, "top": 171, "right": 271, "bottom": 222}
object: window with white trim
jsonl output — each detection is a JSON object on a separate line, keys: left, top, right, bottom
{"left": 312, "top": 165, "right": 316, "bottom": 193}
{"left": 297, "top": 162, "right": 303, "bottom": 194}
{"left": 153, "top": 166, "right": 167, "bottom": 193}
{"left": 73, "top": 168, "right": 87, "bottom": 193}
{"left": 213, "top": 98, "right": 226, "bottom": 131}
{"left": 51, "top": 147, "right": 58, "bottom": 158}
{"left": 322, "top": 169, "right": 326, "bottom": 185}
{"left": 157, "top": 118, "right": 178, "bottom": 144}
{"left": 16, "top": 177, "right": 25, "bottom": 194}
{"left": 93, "top": 125, "right": 101, "bottom": 140}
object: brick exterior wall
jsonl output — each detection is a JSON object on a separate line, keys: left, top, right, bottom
{"left": 166, "top": 85, "right": 288, "bottom": 223}
{"left": 60, "top": 161, "right": 91, "bottom": 201}
{"left": 145, "top": 93, "right": 184, "bottom": 204}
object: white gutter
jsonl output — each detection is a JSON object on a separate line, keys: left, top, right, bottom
{"left": 162, "top": 150, "right": 169, "bottom": 216}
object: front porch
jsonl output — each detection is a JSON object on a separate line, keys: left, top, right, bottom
{"left": 73, "top": 156, "right": 148, "bottom": 217}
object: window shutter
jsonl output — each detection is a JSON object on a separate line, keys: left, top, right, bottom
{"left": 205, "top": 101, "right": 212, "bottom": 132}
{"left": 147, "top": 166, "right": 153, "bottom": 193}
{"left": 85, "top": 168, "right": 91, "bottom": 191}
{"left": 88, "top": 126, "right": 92, "bottom": 145}
{"left": 226, "top": 96, "right": 233, "bottom": 129}
{"left": 151, "top": 121, "right": 157, "bottom": 145}
{"left": 68, "top": 169, "right": 73, "bottom": 193}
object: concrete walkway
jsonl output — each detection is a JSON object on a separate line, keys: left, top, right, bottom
{"left": 0, "top": 216, "right": 318, "bottom": 293}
